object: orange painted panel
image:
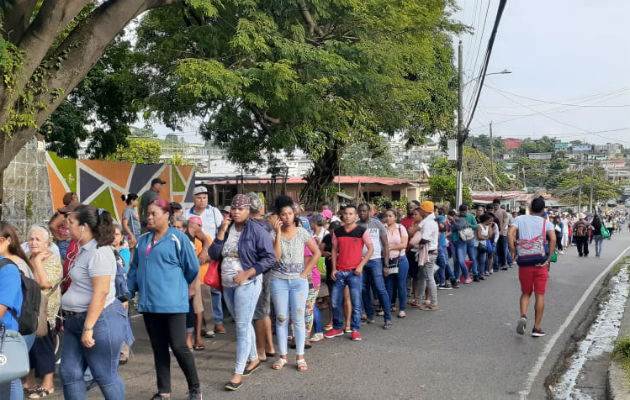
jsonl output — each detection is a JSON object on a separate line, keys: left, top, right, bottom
{"left": 177, "top": 165, "right": 193, "bottom": 183}
{"left": 111, "top": 187, "right": 127, "bottom": 223}
{"left": 158, "top": 167, "right": 171, "bottom": 201}
{"left": 80, "top": 159, "right": 132, "bottom": 189}
{"left": 173, "top": 194, "right": 184, "bottom": 203}
{"left": 47, "top": 165, "right": 66, "bottom": 211}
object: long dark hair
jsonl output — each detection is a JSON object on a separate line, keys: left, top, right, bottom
{"left": 121, "top": 193, "right": 138, "bottom": 205}
{"left": 72, "top": 205, "right": 115, "bottom": 247}
{"left": 274, "top": 195, "right": 299, "bottom": 227}
{"left": 0, "top": 221, "right": 33, "bottom": 269}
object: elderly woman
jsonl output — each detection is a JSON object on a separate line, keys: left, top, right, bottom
{"left": 128, "top": 200, "right": 202, "bottom": 400}
{"left": 22, "top": 226, "right": 63, "bottom": 399}
{"left": 209, "top": 194, "right": 276, "bottom": 391}
{"left": 60, "top": 206, "right": 128, "bottom": 400}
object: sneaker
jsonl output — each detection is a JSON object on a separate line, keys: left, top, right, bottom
{"left": 451, "top": 282, "right": 460, "bottom": 289}
{"left": 151, "top": 394, "right": 169, "bottom": 400}
{"left": 188, "top": 389, "right": 203, "bottom": 400}
{"left": 351, "top": 331, "right": 362, "bottom": 341}
{"left": 397, "top": 311, "right": 407, "bottom": 318}
{"left": 438, "top": 284, "right": 452, "bottom": 290}
{"left": 204, "top": 330, "right": 215, "bottom": 338}
{"left": 310, "top": 333, "right": 324, "bottom": 342}
{"left": 531, "top": 328, "right": 546, "bottom": 337}
{"left": 464, "top": 278, "right": 473, "bottom": 284}
{"left": 478, "top": 275, "right": 485, "bottom": 280}
{"left": 383, "top": 321, "right": 392, "bottom": 330}
{"left": 501, "top": 267, "right": 508, "bottom": 271}
{"left": 324, "top": 329, "right": 344, "bottom": 339}
{"left": 516, "top": 316, "right": 527, "bottom": 335}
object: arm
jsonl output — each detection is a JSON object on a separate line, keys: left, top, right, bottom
{"left": 31, "top": 252, "right": 53, "bottom": 289}
{"left": 180, "top": 235, "right": 200, "bottom": 284}
{"left": 476, "top": 225, "right": 484, "bottom": 240}
{"left": 247, "top": 223, "right": 277, "bottom": 277}
{"left": 508, "top": 226, "right": 518, "bottom": 258}
{"left": 272, "top": 220, "right": 282, "bottom": 262}
{"left": 121, "top": 217, "right": 136, "bottom": 247}
{"left": 409, "top": 230, "right": 422, "bottom": 248}
{"left": 331, "top": 234, "right": 338, "bottom": 281}
{"left": 127, "top": 244, "right": 139, "bottom": 295}
{"left": 81, "top": 275, "right": 110, "bottom": 348}
{"left": 193, "top": 229, "right": 210, "bottom": 264}
{"left": 356, "top": 242, "right": 373, "bottom": 275}
{"left": 209, "top": 214, "right": 231, "bottom": 260}
{"left": 301, "top": 238, "right": 321, "bottom": 278}
{"left": 380, "top": 232, "right": 389, "bottom": 266}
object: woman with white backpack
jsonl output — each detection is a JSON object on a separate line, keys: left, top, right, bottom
{"left": 383, "top": 209, "right": 409, "bottom": 318}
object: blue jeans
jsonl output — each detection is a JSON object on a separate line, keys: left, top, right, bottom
{"left": 270, "top": 277, "right": 309, "bottom": 356}
{"left": 332, "top": 270, "right": 362, "bottom": 331}
{"left": 435, "top": 246, "right": 454, "bottom": 285}
{"left": 362, "top": 259, "right": 392, "bottom": 321}
{"left": 313, "top": 305, "right": 323, "bottom": 334}
{"left": 467, "top": 240, "right": 479, "bottom": 276}
{"left": 385, "top": 255, "right": 409, "bottom": 312}
{"left": 477, "top": 247, "right": 488, "bottom": 275}
{"left": 60, "top": 301, "right": 126, "bottom": 400}
{"left": 222, "top": 279, "right": 261, "bottom": 374}
{"left": 593, "top": 235, "right": 603, "bottom": 256}
{"left": 505, "top": 236, "right": 513, "bottom": 265}
{"left": 453, "top": 240, "right": 470, "bottom": 281}
{"left": 210, "top": 287, "right": 224, "bottom": 325}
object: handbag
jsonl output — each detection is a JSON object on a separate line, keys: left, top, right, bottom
{"left": 387, "top": 257, "right": 399, "bottom": 274}
{"left": 35, "top": 293, "right": 48, "bottom": 337}
{"left": 486, "top": 239, "right": 493, "bottom": 254}
{"left": 202, "top": 260, "right": 222, "bottom": 291}
{"left": 601, "top": 225, "right": 611, "bottom": 239}
{"left": 0, "top": 325, "right": 29, "bottom": 384}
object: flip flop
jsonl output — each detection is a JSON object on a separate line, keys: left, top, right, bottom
{"left": 193, "top": 344, "right": 205, "bottom": 351}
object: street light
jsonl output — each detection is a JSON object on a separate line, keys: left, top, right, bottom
{"left": 463, "top": 69, "right": 512, "bottom": 87}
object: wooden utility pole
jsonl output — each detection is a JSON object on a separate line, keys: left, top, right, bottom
{"left": 456, "top": 40, "right": 464, "bottom": 207}
{"left": 589, "top": 160, "right": 595, "bottom": 213}
{"left": 489, "top": 121, "right": 494, "bottom": 184}
{"left": 578, "top": 155, "right": 583, "bottom": 212}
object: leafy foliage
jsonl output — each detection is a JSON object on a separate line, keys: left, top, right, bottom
{"left": 106, "top": 138, "right": 162, "bottom": 164}
{"left": 427, "top": 175, "right": 471, "bottom": 206}
{"left": 340, "top": 139, "right": 398, "bottom": 178}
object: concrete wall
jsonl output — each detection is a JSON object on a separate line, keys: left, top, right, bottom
{"left": 1, "top": 139, "right": 54, "bottom": 237}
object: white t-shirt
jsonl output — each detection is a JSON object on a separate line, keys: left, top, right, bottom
{"left": 511, "top": 215, "right": 554, "bottom": 240}
{"left": 188, "top": 206, "right": 223, "bottom": 240}
{"left": 419, "top": 213, "right": 439, "bottom": 251}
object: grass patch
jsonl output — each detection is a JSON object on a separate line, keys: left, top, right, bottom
{"left": 613, "top": 336, "right": 630, "bottom": 383}
{"left": 611, "top": 259, "right": 629, "bottom": 275}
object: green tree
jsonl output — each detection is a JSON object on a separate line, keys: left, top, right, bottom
{"left": 468, "top": 134, "right": 505, "bottom": 159}
{"left": 552, "top": 167, "right": 622, "bottom": 206}
{"left": 341, "top": 140, "right": 397, "bottom": 178}
{"left": 430, "top": 148, "right": 515, "bottom": 191}
{"left": 134, "top": 0, "right": 463, "bottom": 206}
{"left": 107, "top": 138, "right": 162, "bottom": 164}
{"left": 427, "top": 175, "right": 471, "bottom": 206}
{"left": 0, "top": 0, "right": 196, "bottom": 175}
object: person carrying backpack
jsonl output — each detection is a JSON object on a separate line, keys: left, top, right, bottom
{"left": 572, "top": 214, "right": 589, "bottom": 257}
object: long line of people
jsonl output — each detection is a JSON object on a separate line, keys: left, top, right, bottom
{"left": 0, "top": 186, "right": 627, "bottom": 399}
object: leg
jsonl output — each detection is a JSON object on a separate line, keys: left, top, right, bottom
{"left": 211, "top": 287, "right": 224, "bottom": 329}
{"left": 165, "top": 314, "right": 200, "bottom": 392}
{"left": 325, "top": 282, "right": 334, "bottom": 327}
{"left": 533, "top": 294, "right": 545, "bottom": 329}
{"left": 456, "top": 242, "right": 469, "bottom": 280}
{"left": 348, "top": 272, "right": 363, "bottom": 332}
{"left": 143, "top": 313, "right": 172, "bottom": 395}
{"left": 304, "top": 283, "right": 319, "bottom": 337}
{"left": 290, "top": 278, "right": 309, "bottom": 356}
{"left": 520, "top": 292, "right": 531, "bottom": 316}
{"left": 467, "top": 241, "right": 479, "bottom": 276}
{"left": 84, "top": 303, "right": 126, "bottom": 400}
{"left": 343, "top": 286, "right": 352, "bottom": 330}
{"left": 270, "top": 278, "right": 290, "bottom": 357}
{"left": 331, "top": 275, "right": 346, "bottom": 330}
{"left": 60, "top": 316, "right": 88, "bottom": 400}
{"left": 424, "top": 256, "right": 438, "bottom": 305}
{"left": 200, "top": 284, "right": 214, "bottom": 334}
{"left": 361, "top": 262, "right": 376, "bottom": 320}
{"left": 397, "top": 256, "right": 409, "bottom": 311}
{"left": 367, "top": 260, "right": 391, "bottom": 322}
{"left": 254, "top": 272, "right": 273, "bottom": 359}
{"left": 417, "top": 265, "right": 427, "bottom": 303}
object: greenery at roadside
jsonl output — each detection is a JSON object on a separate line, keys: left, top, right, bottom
{"left": 612, "top": 335, "right": 630, "bottom": 383}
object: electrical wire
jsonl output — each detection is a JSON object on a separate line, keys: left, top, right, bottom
{"left": 486, "top": 85, "right": 630, "bottom": 108}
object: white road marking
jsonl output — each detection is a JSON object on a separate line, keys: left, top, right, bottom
{"left": 519, "top": 246, "right": 630, "bottom": 400}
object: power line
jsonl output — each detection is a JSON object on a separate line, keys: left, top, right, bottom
{"left": 465, "top": 0, "right": 493, "bottom": 112}
{"left": 486, "top": 85, "right": 630, "bottom": 108}
{"left": 464, "top": 0, "right": 508, "bottom": 131}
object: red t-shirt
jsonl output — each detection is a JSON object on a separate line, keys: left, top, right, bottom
{"left": 332, "top": 225, "right": 372, "bottom": 271}
{"left": 401, "top": 216, "right": 414, "bottom": 230}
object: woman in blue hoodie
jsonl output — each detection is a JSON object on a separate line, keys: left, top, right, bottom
{"left": 127, "top": 199, "right": 201, "bottom": 400}
{"left": 209, "top": 194, "right": 276, "bottom": 391}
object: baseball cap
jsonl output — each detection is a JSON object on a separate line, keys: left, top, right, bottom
{"left": 188, "top": 215, "right": 203, "bottom": 226}
{"left": 193, "top": 186, "right": 208, "bottom": 196}
{"left": 459, "top": 204, "right": 469, "bottom": 212}
{"left": 221, "top": 206, "right": 231, "bottom": 214}
{"left": 151, "top": 178, "right": 166, "bottom": 186}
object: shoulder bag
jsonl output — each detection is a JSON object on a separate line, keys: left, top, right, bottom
{"left": 0, "top": 325, "right": 29, "bottom": 384}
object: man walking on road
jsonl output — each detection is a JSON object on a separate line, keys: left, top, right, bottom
{"left": 509, "top": 196, "right": 556, "bottom": 337}
{"left": 492, "top": 199, "right": 509, "bottom": 270}
{"left": 326, "top": 204, "right": 374, "bottom": 341}
{"left": 573, "top": 214, "right": 590, "bottom": 257}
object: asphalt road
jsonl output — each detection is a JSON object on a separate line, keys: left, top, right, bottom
{"left": 83, "top": 230, "right": 629, "bottom": 400}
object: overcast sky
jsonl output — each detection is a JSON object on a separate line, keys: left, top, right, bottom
{"left": 455, "top": 0, "right": 630, "bottom": 146}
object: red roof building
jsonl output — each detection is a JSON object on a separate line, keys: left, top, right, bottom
{"left": 504, "top": 138, "right": 523, "bottom": 150}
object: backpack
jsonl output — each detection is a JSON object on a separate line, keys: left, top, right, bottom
{"left": 575, "top": 223, "right": 587, "bottom": 237}
{"left": 0, "top": 259, "right": 41, "bottom": 335}
{"left": 515, "top": 219, "right": 549, "bottom": 266}
{"left": 112, "top": 249, "right": 131, "bottom": 302}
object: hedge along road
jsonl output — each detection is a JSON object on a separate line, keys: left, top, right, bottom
{"left": 81, "top": 230, "right": 630, "bottom": 400}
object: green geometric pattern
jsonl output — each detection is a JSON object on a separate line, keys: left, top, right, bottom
{"left": 49, "top": 152, "right": 77, "bottom": 193}
{"left": 172, "top": 167, "right": 185, "bottom": 192}
{"left": 90, "top": 188, "right": 117, "bottom": 222}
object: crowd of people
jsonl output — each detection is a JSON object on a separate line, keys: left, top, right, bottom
{"left": 0, "top": 179, "right": 627, "bottom": 399}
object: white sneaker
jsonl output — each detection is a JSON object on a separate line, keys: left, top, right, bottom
{"left": 310, "top": 333, "right": 324, "bottom": 342}
{"left": 516, "top": 316, "right": 527, "bottom": 335}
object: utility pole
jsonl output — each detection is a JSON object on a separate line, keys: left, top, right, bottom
{"left": 589, "top": 160, "right": 595, "bottom": 213}
{"left": 522, "top": 167, "right": 526, "bottom": 191}
{"left": 577, "top": 155, "right": 583, "bottom": 212}
{"left": 489, "top": 121, "right": 494, "bottom": 185}
{"left": 456, "top": 40, "right": 464, "bottom": 207}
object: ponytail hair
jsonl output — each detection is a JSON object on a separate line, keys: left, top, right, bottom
{"left": 121, "top": 193, "right": 138, "bottom": 205}
{"left": 0, "top": 221, "right": 33, "bottom": 270}
{"left": 72, "top": 205, "right": 115, "bottom": 247}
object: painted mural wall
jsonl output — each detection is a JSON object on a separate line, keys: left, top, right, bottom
{"left": 46, "top": 152, "right": 195, "bottom": 223}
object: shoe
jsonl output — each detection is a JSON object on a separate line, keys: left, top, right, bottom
{"left": 203, "top": 330, "right": 215, "bottom": 338}
{"left": 224, "top": 381, "right": 242, "bottom": 391}
{"left": 464, "top": 278, "right": 473, "bottom": 284}
{"left": 152, "top": 394, "right": 169, "bottom": 400}
{"left": 478, "top": 275, "right": 485, "bottom": 280}
{"left": 324, "top": 329, "right": 344, "bottom": 339}
{"left": 417, "top": 302, "right": 429, "bottom": 310}
{"left": 310, "top": 333, "right": 324, "bottom": 342}
{"left": 397, "top": 311, "right": 407, "bottom": 318}
{"left": 242, "top": 361, "right": 260, "bottom": 376}
{"left": 531, "top": 328, "right": 546, "bottom": 337}
{"left": 376, "top": 310, "right": 385, "bottom": 317}
{"left": 383, "top": 321, "right": 392, "bottom": 330}
{"left": 484, "top": 272, "right": 490, "bottom": 276}
{"left": 438, "top": 284, "right": 451, "bottom": 290}
{"left": 451, "top": 282, "right": 460, "bottom": 289}
{"left": 578, "top": 254, "right": 583, "bottom": 257}
{"left": 215, "top": 325, "right": 226, "bottom": 334}
{"left": 473, "top": 276, "right": 480, "bottom": 282}
{"left": 188, "top": 388, "right": 202, "bottom": 400}
{"left": 501, "top": 267, "right": 508, "bottom": 271}
{"left": 351, "top": 331, "right": 362, "bottom": 341}
{"left": 323, "top": 323, "right": 333, "bottom": 331}
{"left": 516, "top": 316, "right": 527, "bottom": 335}
{"left": 427, "top": 304, "right": 440, "bottom": 311}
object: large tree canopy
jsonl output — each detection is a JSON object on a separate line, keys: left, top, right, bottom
{"left": 133, "top": 0, "right": 462, "bottom": 205}
{"left": 0, "top": 0, "right": 191, "bottom": 174}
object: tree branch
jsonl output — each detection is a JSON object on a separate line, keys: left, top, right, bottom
{"left": 299, "top": 0, "right": 322, "bottom": 37}
{"left": 2, "top": 0, "right": 41, "bottom": 44}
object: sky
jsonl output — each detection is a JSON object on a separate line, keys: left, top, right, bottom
{"left": 455, "top": 0, "right": 630, "bottom": 146}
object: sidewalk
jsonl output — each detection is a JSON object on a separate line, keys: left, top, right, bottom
{"left": 608, "top": 264, "right": 630, "bottom": 400}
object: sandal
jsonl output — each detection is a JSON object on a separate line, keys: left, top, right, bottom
{"left": 323, "top": 323, "right": 333, "bottom": 331}
{"left": 297, "top": 358, "right": 308, "bottom": 372}
{"left": 29, "top": 387, "right": 54, "bottom": 398}
{"left": 194, "top": 343, "right": 205, "bottom": 351}
{"left": 272, "top": 358, "right": 288, "bottom": 370}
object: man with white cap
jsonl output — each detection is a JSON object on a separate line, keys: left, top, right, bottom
{"left": 572, "top": 213, "right": 590, "bottom": 257}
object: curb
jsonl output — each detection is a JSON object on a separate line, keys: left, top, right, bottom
{"left": 608, "top": 263, "right": 630, "bottom": 400}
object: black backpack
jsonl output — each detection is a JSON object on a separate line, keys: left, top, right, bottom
{"left": 0, "top": 258, "right": 41, "bottom": 335}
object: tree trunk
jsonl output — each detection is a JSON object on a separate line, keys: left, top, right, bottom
{"left": 300, "top": 140, "right": 341, "bottom": 209}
